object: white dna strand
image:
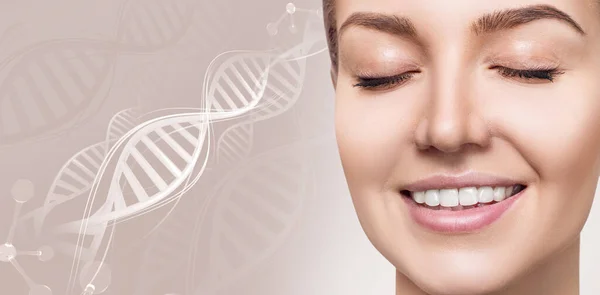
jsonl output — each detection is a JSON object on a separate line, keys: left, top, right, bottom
{"left": 126, "top": 4, "right": 327, "bottom": 294}
{"left": 61, "top": 50, "right": 272, "bottom": 292}
{"left": 0, "top": 0, "right": 219, "bottom": 148}
{"left": 17, "top": 45, "right": 275, "bottom": 294}
{"left": 181, "top": 5, "right": 324, "bottom": 294}
{"left": 18, "top": 107, "right": 142, "bottom": 236}
{"left": 14, "top": 2, "right": 323, "bottom": 293}
{"left": 105, "top": 108, "right": 142, "bottom": 151}
{"left": 215, "top": 3, "right": 326, "bottom": 168}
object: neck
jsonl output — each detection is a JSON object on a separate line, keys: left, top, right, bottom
{"left": 395, "top": 237, "right": 580, "bottom": 295}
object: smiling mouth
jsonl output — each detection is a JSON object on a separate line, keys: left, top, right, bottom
{"left": 400, "top": 184, "right": 527, "bottom": 211}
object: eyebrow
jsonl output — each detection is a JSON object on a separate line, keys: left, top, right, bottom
{"left": 338, "top": 4, "right": 586, "bottom": 43}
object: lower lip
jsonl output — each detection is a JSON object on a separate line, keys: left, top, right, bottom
{"left": 402, "top": 189, "right": 526, "bottom": 233}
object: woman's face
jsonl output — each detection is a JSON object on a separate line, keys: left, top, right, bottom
{"left": 333, "top": 0, "right": 600, "bottom": 293}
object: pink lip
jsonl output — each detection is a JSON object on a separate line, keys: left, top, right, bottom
{"left": 402, "top": 171, "right": 522, "bottom": 192}
{"left": 401, "top": 171, "right": 527, "bottom": 233}
{"left": 403, "top": 190, "right": 525, "bottom": 233}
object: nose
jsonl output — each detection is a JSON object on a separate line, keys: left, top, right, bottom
{"left": 414, "top": 66, "right": 490, "bottom": 153}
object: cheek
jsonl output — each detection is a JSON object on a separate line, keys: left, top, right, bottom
{"left": 334, "top": 85, "right": 417, "bottom": 191}
{"left": 483, "top": 76, "right": 600, "bottom": 232}
{"left": 486, "top": 82, "right": 600, "bottom": 184}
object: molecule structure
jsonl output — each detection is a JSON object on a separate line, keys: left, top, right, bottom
{"left": 1, "top": 179, "right": 54, "bottom": 295}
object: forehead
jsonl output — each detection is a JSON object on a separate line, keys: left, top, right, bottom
{"left": 334, "top": 0, "right": 597, "bottom": 34}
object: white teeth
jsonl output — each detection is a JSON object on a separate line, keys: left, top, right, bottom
{"left": 458, "top": 187, "right": 478, "bottom": 206}
{"left": 439, "top": 189, "right": 459, "bottom": 207}
{"left": 414, "top": 191, "right": 426, "bottom": 204}
{"left": 478, "top": 186, "right": 494, "bottom": 203}
{"left": 493, "top": 187, "right": 506, "bottom": 202}
{"left": 410, "top": 185, "right": 522, "bottom": 209}
{"left": 425, "top": 190, "right": 440, "bottom": 206}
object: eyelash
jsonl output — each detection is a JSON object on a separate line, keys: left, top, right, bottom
{"left": 353, "top": 67, "right": 564, "bottom": 90}
{"left": 494, "top": 66, "right": 564, "bottom": 82}
{"left": 353, "top": 72, "right": 417, "bottom": 89}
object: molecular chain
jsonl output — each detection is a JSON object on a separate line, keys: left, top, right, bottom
{"left": 0, "top": 0, "right": 206, "bottom": 148}
{"left": 1, "top": 179, "right": 54, "bottom": 295}
{"left": 10, "top": 3, "right": 324, "bottom": 294}
{"left": 127, "top": 3, "right": 325, "bottom": 293}
{"left": 266, "top": 3, "right": 321, "bottom": 36}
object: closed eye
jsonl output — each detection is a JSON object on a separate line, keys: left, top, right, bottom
{"left": 493, "top": 66, "right": 565, "bottom": 83}
{"left": 352, "top": 66, "right": 564, "bottom": 91}
{"left": 353, "top": 71, "right": 419, "bottom": 90}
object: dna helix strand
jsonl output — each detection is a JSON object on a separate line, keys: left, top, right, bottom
{"left": 16, "top": 3, "right": 325, "bottom": 294}
{"left": 129, "top": 3, "right": 326, "bottom": 243}
{"left": 55, "top": 52, "right": 270, "bottom": 293}
{"left": 184, "top": 8, "right": 326, "bottom": 295}
{"left": 0, "top": 0, "right": 228, "bottom": 148}
{"left": 18, "top": 108, "right": 143, "bottom": 236}
{"left": 15, "top": 0, "right": 267, "bottom": 235}
{"left": 125, "top": 7, "right": 326, "bottom": 294}
{"left": 15, "top": 47, "right": 270, "bottom": 294}
{"left": 62, "top": 47, "right": 274, "bottom": 293}
{"left": 215, "top": 5, "right": 326, "bottom": 168}
{"left": 127, "top": 6, "right": 327, "bottom": 294}
{"left": 17, "top": 47, "right": 273, "bottom": 295}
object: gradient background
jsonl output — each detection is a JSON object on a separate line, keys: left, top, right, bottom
{"left": 0, "top": 0, "right": 598, "bottom": 294}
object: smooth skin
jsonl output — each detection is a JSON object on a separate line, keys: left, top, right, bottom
{"left": 328, "top": 0, "right": 600, "bottom": 294}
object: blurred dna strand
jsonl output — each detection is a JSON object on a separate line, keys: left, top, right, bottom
{"left": 0, "top": 0, "right": 214, "bottom": 148}
{"left": 15, "top": 2, "right": 326, "bottom": 294}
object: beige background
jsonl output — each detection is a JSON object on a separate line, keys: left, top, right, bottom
{"left": 0, "top": 0, "right": 598, "bottom": 294}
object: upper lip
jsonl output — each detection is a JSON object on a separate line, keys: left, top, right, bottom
{"left": 402, "top": 171, "right": 524, "bottom": 192}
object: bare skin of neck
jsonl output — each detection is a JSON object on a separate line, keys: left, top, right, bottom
{"left": 396, "top": 237, "right": 580, "bottom": 295}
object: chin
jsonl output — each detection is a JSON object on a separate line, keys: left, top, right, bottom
{"left": 403, "top": 260, "right": 519, "bottom": 295}
{"left": 356, "top": 197, "right": 534, "bottom": 295}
